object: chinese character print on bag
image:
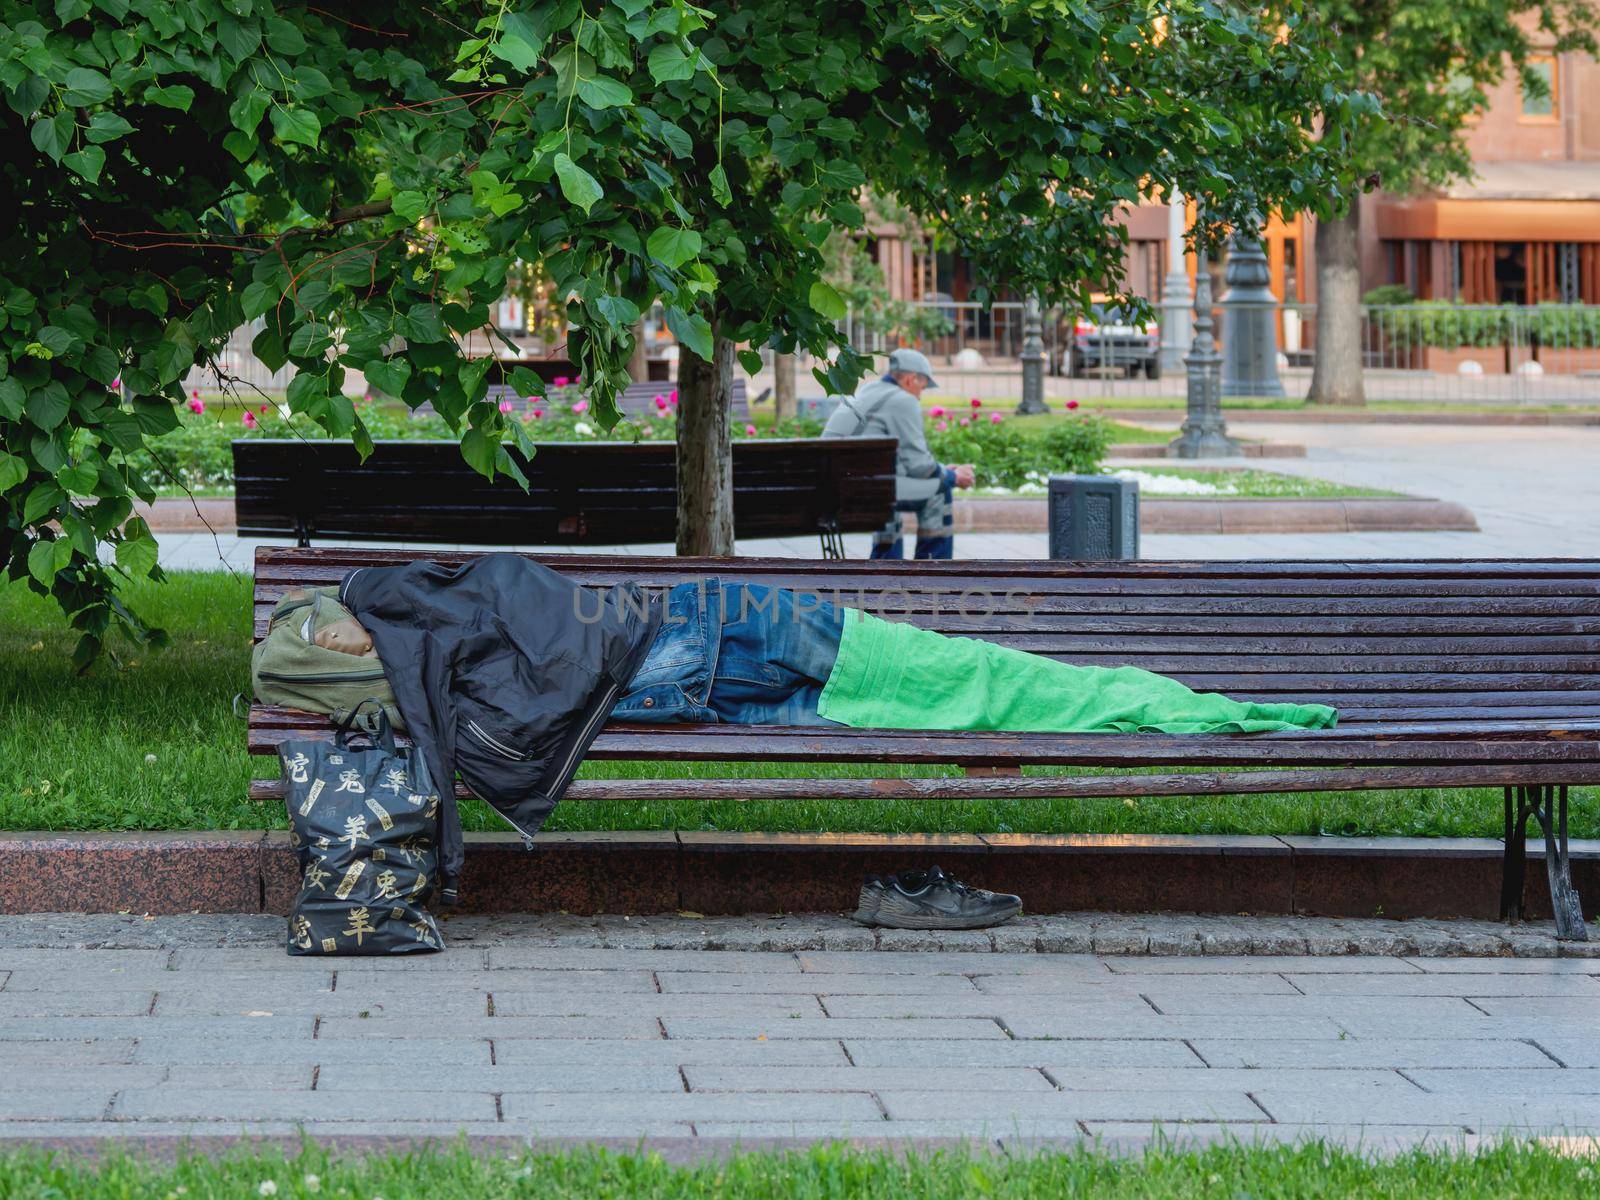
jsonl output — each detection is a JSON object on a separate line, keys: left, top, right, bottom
{"left": 280, "top": 702, "right": 444, "bottom": 956}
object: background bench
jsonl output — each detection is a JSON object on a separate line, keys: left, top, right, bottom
{"left": 233, "top": 437, "right": 894, "bottom": 556}
{"left": 248, "top": 554, "right": 1599, "bottom": 940}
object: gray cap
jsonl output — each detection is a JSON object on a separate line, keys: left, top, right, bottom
{"left": 887, "top": 347, "right": 939, "bottom": 388}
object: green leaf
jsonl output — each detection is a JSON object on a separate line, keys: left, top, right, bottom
{"left": 808, "top": 280, "right": 847, "bottom": 321}
{"left": 240, "top": 280, "right": 279, "bottom": 319}
{"left": 0, "top": 453, "right": 27, "bottom": 493}
{"left": 709, "top": 164, "right": 732, "bottom": 207}
{"left": 460, "top": 427, "right": 497, "bottom": 476}
{"left": 391, "top": 190, "right": 428, "bottom": 223}
{"left": 496, "top": 12, "right": 546, "bottom": 63}
{"left": 595, "top": 295, "right": 641, "bottom": 327}
{"left": 577, "top": 76, "right": 633, "bottom": 109}
{"left": 28, "top": 538, "right": 63, "bottom": 586}
{"left": 270, "top": 105, "right": 320, "bottom": 148}
{"left": 363, "top": 357, "right": 411, "bottom": 397}
{"left": 23, "top": 482, "right": 65, "bottom": 525}
{"left": 146, "top": 84, "right": 196, "bottom": 112}
{"left": 61, "top": 67, "right": 113, "bottom": 106}
{"left": 58, "top": 463, "right": 99, "bottom": 495}
{"left": 84, "top": 112, "right": 134, "bottom": 144}
{"left": 30, "top": 111, "right": 74, "bottom": 162}
{"left": 63, "top": 145, "right": 106, "bottom": 184}
{"left": 646, "top": 226, "right": 702, "bottom": 270}
{"left": 665, "top": 306, "right": 713, "bottom": 361}
{"left": 553, "top": 153, "right": 603, "bottom": 214}
{"left": 115, "top": 533, "right": 159, "bottom": 579}
{"left": 0, "top": 378, "right": 22, "bottom": 419}
{"left": 25, "top": 382, "right": 70, "bottom": 430}
{"left": 738, "top": 348, "right": 765, "bottom": 375}
{"left": 648, "top": 43, "right": 696, "bottom": 83}
{"left": 222, "top": 130, "right": 256, "bottom": 163}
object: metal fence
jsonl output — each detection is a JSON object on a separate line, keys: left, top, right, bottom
{"left": 187, "top": 302, "right": 1600, "bottom": 407}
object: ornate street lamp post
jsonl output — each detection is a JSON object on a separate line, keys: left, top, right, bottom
{"left": 1168, "top": 243, "right": 1239, "bottom": 459}
{"left": 1220, "top": 227, "right": 1285, "bottom": 397}
{"left": 1016, "top": 295, "right": 1050, "bottom": 415}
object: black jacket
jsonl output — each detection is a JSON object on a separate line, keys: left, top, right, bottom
{"left": 340, "top": 554, "right": 662, "bottom": 901}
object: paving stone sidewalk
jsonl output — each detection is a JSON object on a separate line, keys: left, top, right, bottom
{"left": 3, "top": 912, "right": 1599, "bottom": 1157}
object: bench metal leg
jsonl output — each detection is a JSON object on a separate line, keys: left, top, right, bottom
{"left": 1502, "top": 784, "right": 1588, "bottom": 941}
{"left": 818, "top": 519, "right": 844, "bottom": 560}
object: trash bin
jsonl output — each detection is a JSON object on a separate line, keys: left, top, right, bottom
{"left": 1047, "top": 475, "right": 1139, "bottom": 560}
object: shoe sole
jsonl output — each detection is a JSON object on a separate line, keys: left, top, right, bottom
{"left": 862, "top": 900, "right": 1023, "bottom": 931}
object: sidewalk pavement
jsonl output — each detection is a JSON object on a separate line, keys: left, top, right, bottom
{"left": 3, "top": 912, "right": 1599, "bottom": 1154}
{"left": 149, "top": 420, "right": 1600, "bottom": 570}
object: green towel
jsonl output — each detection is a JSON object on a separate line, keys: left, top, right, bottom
{"left": 816, "top": 609, "right": 1337, "bottom": 734}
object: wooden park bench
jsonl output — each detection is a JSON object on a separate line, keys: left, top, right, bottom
{"left": 248, "top": 555, "right": 1598, "bottom": 940}
{"left": 232, "top": 435, "right": 893, "bottom": 557}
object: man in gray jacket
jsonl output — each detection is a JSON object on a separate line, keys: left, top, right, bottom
{"left": 821, "top": 348, "right": 975, "bottom": 559}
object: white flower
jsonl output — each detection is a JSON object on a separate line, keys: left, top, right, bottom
{"left": 1111, "top": 468, "right": 1230, "bottom": 496}
{"left": 573, "top": 422, "right": 594, "bottom": 437}
{"left": 276, "top": 404, "right": 292, "bottom": 421}
{"left": 304, "top": 1175, "right": 321, "bottom": 1193}
{"left": 258, "top": 1183, "right": 278, "bottom": 1198}
{"left": 144, "top": 753, "right": 157, "bottom": 764}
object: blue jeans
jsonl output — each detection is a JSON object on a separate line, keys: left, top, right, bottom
{"left": 871, "top": 467, "right": 955, "bottom": 560}
{"left": 613, "top": 581, "right": 845, "bottom": 725}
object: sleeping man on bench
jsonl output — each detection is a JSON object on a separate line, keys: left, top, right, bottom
{"left": 280, "top": 560, "right": 1336, "bottom": 928}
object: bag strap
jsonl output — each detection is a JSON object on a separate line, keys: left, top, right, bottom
{"left": 334, "top": 698, "right": 396, "bottom": 754}
{"left": 840, "top": 388, "right": 893, "bottom": 437}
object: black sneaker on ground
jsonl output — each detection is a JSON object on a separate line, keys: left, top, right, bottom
{"left": 851, "top": 866, "right": 1022, "bottom": 930}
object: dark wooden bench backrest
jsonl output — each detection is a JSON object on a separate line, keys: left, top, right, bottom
{"left": 233, "top": 438, "right": 895, "bottom": 545}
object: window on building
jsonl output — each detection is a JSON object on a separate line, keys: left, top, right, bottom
{"left": 1520, "top": 55, "right": 1558, "bottom": 120}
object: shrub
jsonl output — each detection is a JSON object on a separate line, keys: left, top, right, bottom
{"left": 1361, "top": 284, "right": 1415, "bottom": 306}
{"left": 1038, "top": 414, "right": 1112, "bottom": 476}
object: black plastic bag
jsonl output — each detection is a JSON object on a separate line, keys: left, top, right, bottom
{"left": 279, "top": 704, "right": 444, "bottom": 956}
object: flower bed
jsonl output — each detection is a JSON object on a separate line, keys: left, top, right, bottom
{"left": 145, "top": 392, "right": 1121, "bottom": 496}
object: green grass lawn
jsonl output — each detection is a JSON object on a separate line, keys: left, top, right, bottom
{"left": 2, "top": 1141, "right": 1598, "bottom": 1199}
{"left": 3, "top": 572, "right": 1592, "bottom": 839}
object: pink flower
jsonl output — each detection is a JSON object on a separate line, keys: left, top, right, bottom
{"left": 191, "top": 388, "right": 200, "bottom": 400}
{"left": 929, "top": 406, "right": 946, "bottom": 418}
{"left": 669, "top": 389, "right": 679, "bottom": 404}
{"left": 959, "top": 417, "right": 971, "bottom": 427}
{"left": 574, "top": 375, "right": 582, "bottom": 385}
{"left": 110, "top": 377, "right": 121, "bottom": 391}
{"left": 1066, "top": 400, "right": 1080, "bottom": 410}
{"left": 498, "top": 399, "right": 513, "bottom": 414}
{"left": 552, "top": 376, "right": 570, "bottom": 388}
{"left": 969, "top": 397, "right": 982, "bottom": 409}
{"left": 990, "top": 413, "right": 1003, "bottom": 424}
{"left": 241, "top": 410, "right": 257, "bottom": 429}
{"left": 258, "top": 405, "right": 269, "bottom": 415}
{"left": 653, "top": 393, "right": 667, "bottom": 407}
{"left": 571, "top": 399, "right": 589, "bottom": 414}
{"left": 745, "top": 424, "right": 757, "bottom": 436}
{"left": 528, "top": 408, "right": 544, "bottom": 420}
{"left": 186, "top": 398, "right": 204, "bottom": 414}
{"left": 935, "top": 419, "right": 948, "bottom": 432}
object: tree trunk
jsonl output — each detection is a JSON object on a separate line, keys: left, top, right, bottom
{"left": 1307, "top": 207, "right": 1366, "bottom": 406}
{"left": 627, "top": 320, "right": 649, "bottom": 382}
{"left": 772, "top": 352, "right": 796, "bottom": 424}
{"left": 676, "top": 328, "right": 736, "bottom": 556}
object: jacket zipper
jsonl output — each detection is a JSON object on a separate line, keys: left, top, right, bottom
{"left": 464, "top": 719, "right": 526, "bottom": 761}
{"left": 544, "top": 677, "right": 622, "bottom": 800}
{"left": 257, "top": 669, "right": 389, "bottom": 684}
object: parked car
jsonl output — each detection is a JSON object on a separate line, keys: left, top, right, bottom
{"left": 1065, "top": 300, "right": 1161, "bottom": 380}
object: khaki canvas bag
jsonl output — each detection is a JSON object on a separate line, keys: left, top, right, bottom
{"left": 251, "top": 587, "right": 407, "bottom": 733}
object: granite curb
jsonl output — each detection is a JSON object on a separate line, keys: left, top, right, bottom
{"left": 1104, "top": 408, "right": 1600, "bottom": 427}
{"left": 1, "top": 830, "right": 1596, "bottom": 949}
{"left": 137, "top": 494, "right": 1476, "bottom": 537}
{"left": 0, "top": 910, "right": 1594, "bottom": 957}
